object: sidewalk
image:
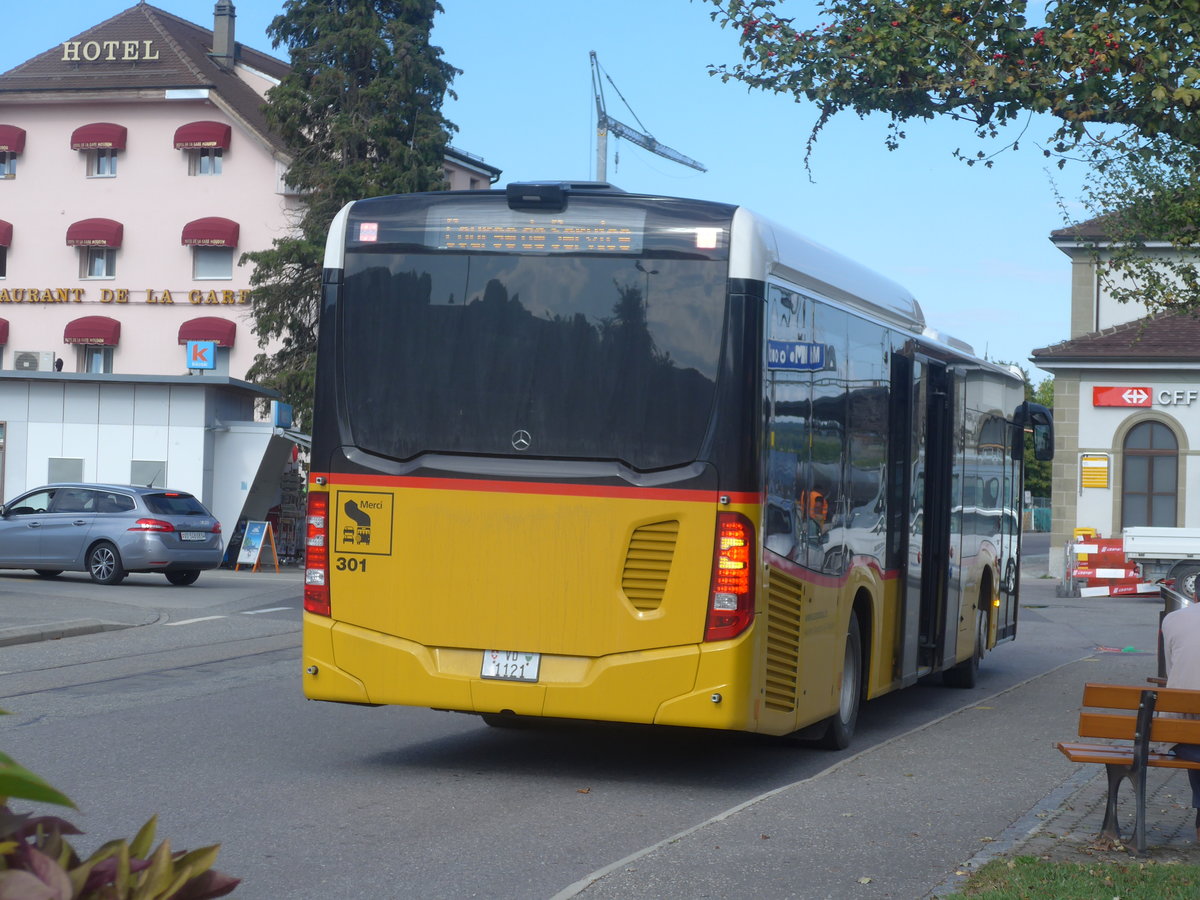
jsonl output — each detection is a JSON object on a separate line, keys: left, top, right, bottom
{"left": 1009, "top": 766, "right": 1199, "bottom": 864}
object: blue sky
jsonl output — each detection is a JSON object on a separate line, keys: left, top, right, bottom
{"left": 3, "top": 1, "right": 1087, "bottom": 381}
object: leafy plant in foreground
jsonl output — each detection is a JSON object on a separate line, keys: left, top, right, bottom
{"left": 0, "top": 712, "right": 238, "bottom": 899}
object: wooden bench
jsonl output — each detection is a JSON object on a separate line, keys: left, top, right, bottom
{"left": 1057, "top": 682, "right": 1200, "bottom": 853}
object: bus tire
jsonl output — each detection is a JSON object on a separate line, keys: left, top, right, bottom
{"left": 944, "top": 610, "right": 986, "bottom": 689}
{"left": 816, "top": 614, "right": 862, "bottom": 750}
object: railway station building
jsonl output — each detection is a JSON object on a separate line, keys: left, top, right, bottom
{"left": 1032, "top": 219, "right": 1200, "bottom": 577}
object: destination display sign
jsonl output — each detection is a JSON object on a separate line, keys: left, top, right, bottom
{"left": 424, "top": 203, "right": 647, "bottom": 254}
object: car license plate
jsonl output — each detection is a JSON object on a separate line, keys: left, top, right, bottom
{"left": 180, "top": 532, "right": 207, "bottom": 542}
{"left": 480, "top": 650, "right": 540, "bottom": 682}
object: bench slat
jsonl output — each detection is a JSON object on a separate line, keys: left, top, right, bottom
{"left": 1149, "top": 717, "right": 1200, "bottom": 743}
{"left": 1078, "top": 711, "right": 1139, "bottom": 740}
{"left": 1082, "top": 682, "right": 1144, "bottom": 710}
{"left": 1057, "top": 741, "right": 1200, "bottom": 770}
{"left": 1152, "top": 688, "right": 1200, "bottom": 716}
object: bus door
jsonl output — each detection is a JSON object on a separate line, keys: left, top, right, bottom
{"left": 896, "top": 356, "right": 955, "bottom": 680}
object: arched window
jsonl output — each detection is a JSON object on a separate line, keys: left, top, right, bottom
{"left": 1121, "top": 421, "right": 1178, "bottom": 528}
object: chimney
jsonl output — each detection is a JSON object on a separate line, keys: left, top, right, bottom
{"left": 212, "top": 1, "right": 237, "bottom": 70}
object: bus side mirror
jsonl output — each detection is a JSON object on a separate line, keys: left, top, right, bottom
{"left": 1011, "top": 401, "right": 1054, "bottom": 462}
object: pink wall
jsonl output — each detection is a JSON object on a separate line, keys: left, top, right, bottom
{"left": 1, "top": 93, "right": 300, "bottom": 378}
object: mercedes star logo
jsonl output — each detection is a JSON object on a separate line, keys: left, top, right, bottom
{"left": 511, "top": 430, "right": 532, "bottom": 451}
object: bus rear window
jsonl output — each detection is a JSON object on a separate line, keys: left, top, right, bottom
{"left": 338, "top": 252, "right": 728, "bottom": 470}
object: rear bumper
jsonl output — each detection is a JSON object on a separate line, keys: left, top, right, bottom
{"left": 302, "top": 614, "right": 759, "bottom": 732}
{"left": 118, "top": 533, "right": 223, "bottom": 571}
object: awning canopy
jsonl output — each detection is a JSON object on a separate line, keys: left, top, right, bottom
{"left": 70, "top": 123, "right": 127, "bottom": 150}
{"left": 0, "top": 219, "right": 11, "bottom": 247}
{"left": 178, "top": 316, "right": 236, "bottom": 348}
{"left": 0, "top": 125, "right": 25, "bottom": 153}
{"left": 181, "top": 217, "right": 239, "bottom": 247}
{"left": 66, "top": 218, "right": 123, "bottom": 248}
{"left": 0, "top": 319, "right": 8, "bottom": 346}
{"left": 64, "top": 316, "right": 120, "bottom": 346}
{"left": 173, "top": 121, "right": 231, "bottom": 150}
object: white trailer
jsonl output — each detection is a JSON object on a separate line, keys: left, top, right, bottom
{"left": 1122, "top": 527, "right": 1200, "bottom": 598}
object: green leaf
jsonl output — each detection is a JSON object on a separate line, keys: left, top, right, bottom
{"left": 0, "top": 754, "right": 74, "bottom": 809}
{"left": 129, "top": 816, "right": 157, "bottom": 860}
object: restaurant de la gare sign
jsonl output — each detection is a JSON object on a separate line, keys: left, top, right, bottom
{"left": 0, "top": 288, "right": 252, "bottom": 304}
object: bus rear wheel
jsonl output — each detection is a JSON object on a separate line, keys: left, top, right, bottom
{"left": 816, "top": 614, "right": 862, "bottom": 750}
{"left": 944, "top": 610, "right": 986, "bottom": 689}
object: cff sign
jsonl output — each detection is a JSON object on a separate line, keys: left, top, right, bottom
{"left": 186, "top": 340, "right": 217, "bottom": 370}
{"left": 1092, "top": 386, "right": 1151, "bottom": 407}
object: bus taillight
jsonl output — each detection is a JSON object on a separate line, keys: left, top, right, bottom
{"left": 304, "top": 492, "right": 331, "bottom": 616}
{"left": 705, "top": 512, "right": 755, "bottom": 641}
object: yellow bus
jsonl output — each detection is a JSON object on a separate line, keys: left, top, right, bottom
{"left": 301, "top": 182, "right": 1053, "bottom": 748}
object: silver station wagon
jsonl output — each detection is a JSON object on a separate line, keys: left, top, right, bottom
{"left": 0, "top": 483, "right": 224, "bottom": 585}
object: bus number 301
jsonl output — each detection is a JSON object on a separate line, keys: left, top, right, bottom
{"left": 335, "top": 557, "right": 368, "bottom": 573}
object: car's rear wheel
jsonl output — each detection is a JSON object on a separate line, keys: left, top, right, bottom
{"left": 165, "top": 569, "right": 201, "bottom": 586}
{"left": 87, "top": 542, "right": 125, "bottom": 586}
{"left": 34, "top": 569, "right": 63, "bottom": 578}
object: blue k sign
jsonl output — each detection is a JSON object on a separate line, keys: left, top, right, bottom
{"left": 186, "top": 340, "right": 217, "bottom": 370}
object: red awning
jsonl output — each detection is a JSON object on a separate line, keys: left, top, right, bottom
{"left": 173, "top": 121, "right": 231, "bottom": 150}
{"left": 178, "top": 317, "right": 236, "bottom": 348}
{"left": 0, "top": 219, "right": 11, "bottom": 247}
{"left": 70, "top": 123, "right": 127, "bottom": 150}
{"left": 181, "top": 217, "right": 239, "bottom": 247}
{"left": 64, "top": 316, "right": 120, "bottom": 346}
{"left": 66, "top": 218, "right": 123, "bottom": 248}
{"left": 0, "top": 125, "right": 25, "bottom": 153}
{"left": 0, "top": 319, "right": 8, "bottom": 346}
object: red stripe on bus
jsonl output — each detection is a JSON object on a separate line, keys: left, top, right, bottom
{"left": 309, "top": 472, "right": 760, "bottom": 505}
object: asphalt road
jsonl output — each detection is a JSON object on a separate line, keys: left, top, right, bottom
{"left": 1, "top": 537, "right": 1166, "bottom": 899}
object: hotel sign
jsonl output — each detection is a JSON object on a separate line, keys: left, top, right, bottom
{"left": 62, "top": 40, "right": 159, "bottom": 62}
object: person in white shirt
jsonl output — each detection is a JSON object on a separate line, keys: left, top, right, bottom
{"left": 1162, "top": 601, "right": 1200, "bottom": 842}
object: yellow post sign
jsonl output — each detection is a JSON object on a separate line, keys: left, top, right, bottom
{"left": 333, "top": 491, "right": 393, "bottom": 555}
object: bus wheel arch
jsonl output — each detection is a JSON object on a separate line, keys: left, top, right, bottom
{"left": 815, "top": 594, "right": 870, "bottom": 750}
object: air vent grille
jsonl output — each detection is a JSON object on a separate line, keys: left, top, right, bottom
{"left": 765, "top": 571, "right": 804, "bottom": 712}
{"left": 621, "top": 520, "right": 679, "bottom": 612}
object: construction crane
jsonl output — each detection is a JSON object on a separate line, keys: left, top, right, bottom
{"left": 590, "top": 51, "right": 706, "bottom": 182}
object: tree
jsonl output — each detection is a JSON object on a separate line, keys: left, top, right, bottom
{"left": 705, "top": 0, "right": 1200, "bottom": 312}
{"left": 243, "top": 0, "right": 458, "bottom": 428}
{"left": 1025, "top": 374, "right": 1053, "bottom": 499}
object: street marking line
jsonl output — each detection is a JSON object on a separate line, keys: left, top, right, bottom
{"left": 241, "top": 607, "right": 291, "bottom": 615}
{"left": 164, "top": 616, "right": 226, "bottom": 626}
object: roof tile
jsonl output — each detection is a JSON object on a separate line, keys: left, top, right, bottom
{"left": 1032, "top": 312, "right": 1200, "bottom": 361}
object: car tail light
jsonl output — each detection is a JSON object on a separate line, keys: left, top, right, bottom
{"left": 704, "top": 512, "right": 755, "bottom": 642}
{"left": 304, "top": 492, "right": 331, "bottom": 616}
{"left": 128, "top": 518, "right": 175, "bottom": 533}
{"left": 211, "top": 520, "right": 222, "bottom": 534}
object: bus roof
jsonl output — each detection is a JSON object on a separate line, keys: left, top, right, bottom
{"left": 729, "top": 206, "right": 926, "bottom": 335}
